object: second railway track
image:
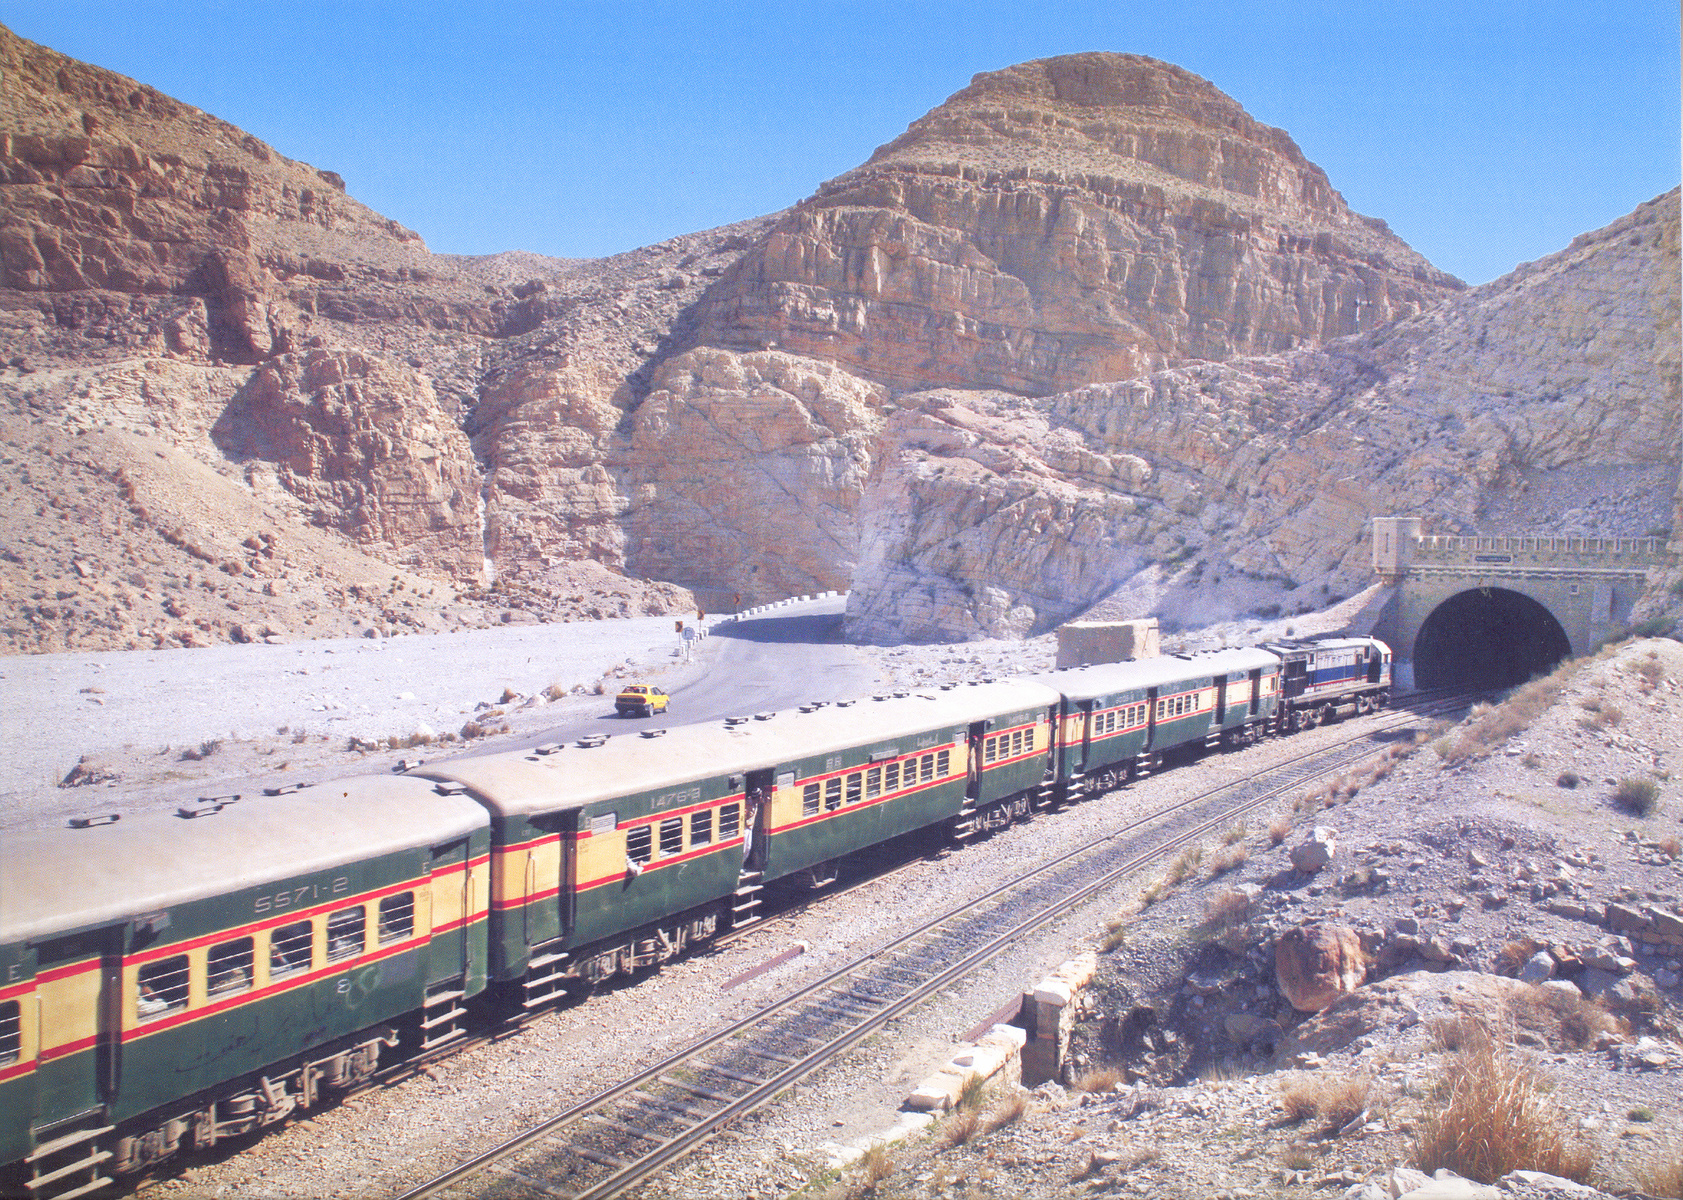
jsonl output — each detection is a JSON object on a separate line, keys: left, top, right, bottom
{"left": 396, "top": 690, "right": 1478, "bottom": 1200}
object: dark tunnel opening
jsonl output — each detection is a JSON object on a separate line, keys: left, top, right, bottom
{"left": 1413, "top": 587, "right": 1573, "bottom": 690}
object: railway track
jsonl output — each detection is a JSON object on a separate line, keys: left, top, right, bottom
{"left": 393, "top": 689, "right": 1477, "bottom": 1200}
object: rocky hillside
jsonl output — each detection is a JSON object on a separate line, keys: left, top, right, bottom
{"left": 845, "top": 189, "right": 1681, "bottom": 641}
{"left": 1, "top": 28, "right": 1675, "bottom": 653}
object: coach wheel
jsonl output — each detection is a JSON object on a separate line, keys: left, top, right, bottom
{"left": 1321, "top": 704, "right": 1338, "bottom": 725}
{"left": 1355, "top": 695, "right": 1371, "bottom": 715}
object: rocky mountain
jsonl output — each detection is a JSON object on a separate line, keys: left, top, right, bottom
{"left": 1, "top": 27, "right": 1675, "bottom": 653}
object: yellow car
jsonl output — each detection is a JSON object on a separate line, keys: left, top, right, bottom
{"left": 614, "top": 683, "right": 670, "bottom": 717}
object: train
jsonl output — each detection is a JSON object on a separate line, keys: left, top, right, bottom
{"left": 0, "top": 635, "right": 1390, "bottom": 1197}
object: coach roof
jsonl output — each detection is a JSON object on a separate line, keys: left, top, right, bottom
{"left": 0, "top": 776, "right": 487, "bottom": 946}
{"left": 413, "top": 678, "right": 1061, "bottom": 818}
{"left": 1028, "top": 647, "right": 1280, "bottom": 702}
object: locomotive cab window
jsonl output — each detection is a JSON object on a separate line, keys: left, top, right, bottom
{"left": 691, "top": 808, "right": 713, "bottom": 846}
{"left": 137, "top": 955, "right": 189, "bottom": 1021}
{"left": 659, "top": 816, "right": 684, "bottom": 858}
{"left": 718, "top": 802, "right": 740, "bottom": 840}
{"left": 626, "top": 824, "right": 653, "bottom": 865}
{"left": 208, "top": 937, "right": 254, "bottom": 997}
{"left": 0, "top": 1000, "right": 21, "bottom": 1066}
{"left": 270, "top": 920, "right": 313, "bottom": 979}
{"left": 378, "top": 892, "right": 415, "bottom": 944}
{"left": 327, "top": 906, "right": 366, "bottom": 962}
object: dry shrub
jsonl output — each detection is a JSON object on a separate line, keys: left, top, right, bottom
{"left": 1269, "top": 815, "right": 1293, "bottom": 845}
{"left": 1100, "top": 917, "right": 1128, "bottom": 952}
{"left": 1556, "top": 770, "right": 1581, "bottom": 789}
{"left": 956, "top": 1071, "right": 987, "bottom": 1112}
{"left": 500, "top": 686, "right": 519, "bottom": 704}
{"left": 1165, "top": 845, "right": 1203, "bottom": 884}
{"left": 543, "top": 682, "right": 566, "bottom": 701}
{"left": 1440, "top": 665, "right": 1579, "bottom": 765}
{"left": 1279, "top": 1074, "right": 1369, "bottom": 1128}
{"left": 1660, "top": 835, "right": 1682, "bottom": 860}
{"left": 1222, "top": 820, "right": 1248, "bottom": 845}
{"left": 179, "top": 738, "right": 223, "bottom": 762}
{"left": 1634, "top": 1140, "right": 1683, "bottom": 1198}
{"left": 1072, "top": 1065, "right": 1126, "bottom": 1093}
{"left": 459, "top": 721, "right": 487, "bottom": 740}
{"left": 1614, "top": 776, "right": 1660, "bottom": 817}
{"left": 1415, "top": 1042, "right": 1593, "bottom": 1184}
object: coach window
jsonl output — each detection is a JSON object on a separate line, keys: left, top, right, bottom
{"left": 824, "top": 778, "right": 842, "bottom": 811}
{"left": 691, "top": 808, "right": 713, "bottom": 846}
{"left": 802, "top": 783, "right": 820, "bottom": 817}
{"left": 865, "top": 767, "right": 882, "bottom": 799}
{"left": 208, "top": 937, "right": 254, "bottom": 997}
{"left": 718, "top": 802, "right": 740, "bottom": 840}
{"left": 845, "top": 772, "right": 862, "bottom": 805}
{"left": 626, "top": 824, "right": 653, "bottom": 865}
{"left": 270, "top": 920, "right": 313, "bottom": 979}
{"left": 983, "top": 737, "right": 997, "bottom": 764}
{"left": 919, "top": 754, "right": 934, "bottom": 782}
{"left": 378, "top": 892, "right": 415, "bottom": 944}
{"left": 137, "top": 955, "right": 189, "bottom": 1021}
{"left": 0, "top": 1000, "right": 21, "bottom": 1065}
{"left": 937, "top": 749, "right": 951, "bottom": 776}
{"left": 659, "top": 816, "right": 684, "bottom": 858}
{"left": 884, "top": 761, "right": 900, "bottom": 791}
{"left": 1012, "top": 730, "right": 1024, "bottom": 755}
{"left": 327, "top": 906, "right": 366, "bottom": 962}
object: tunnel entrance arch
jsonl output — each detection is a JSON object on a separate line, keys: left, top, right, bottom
{"left": 1412, "top": 587, "right": 1572, "bottom": 690}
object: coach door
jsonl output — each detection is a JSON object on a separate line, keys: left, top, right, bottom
{"left": 1248, "top": 669, "right": 1263, "bottom": 715}
{"left": 1365, "top": 645, "right": 1383, "bottom": 683}
{"left": 1213, "top": 678, "right": 1228, "bottom": 725}
{"left": 427, "top": 838, "right": 472, "bottom": 986}
{"left": 31, "top": 925, "right": 123, "bottom": 1133}
{"left": 966, "top": 722, "right": 987, "bottom": 800}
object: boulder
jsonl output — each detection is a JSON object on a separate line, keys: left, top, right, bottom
{"left": 1275, "top": 922, "right": 1366, "bottom": 1012}
{"left": 1291, "top": 826, "right": 1338, "bottom": 874}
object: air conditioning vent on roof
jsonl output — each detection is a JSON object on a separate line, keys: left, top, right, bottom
{"left": 68, "top": 813, "right": 120, "bottom": 829}
{"left": 178, "top": 794, "right": 240, "bottom": 819}
{"left": 434, "top": 781, "right": 469, "bottom": 796}
{"left": 262, "top": 781, "right": 312, "bottom": 796}
{"left": 939, "top": 682, "right": 957, "bottom": 690}
{"left": 835, "top": 699, "right": 855, "bottom": 707}
{"left": 725, "top": 716, "right": 749, "bottom": 726}
{"left": 754, "top": 711, "right": 776, "bottom": 721}
{"left": 392, "top": 758, "right": 424, "bottom": 772}
{"left": 577, "top": 734, "right": 609, "bottom": 748}
{"left": 640, "top": 728, "right": 667, "bottom": 738}
{"left": 534, "top": 743, "right": 563, "bottom": 755}
{"left": 892, "top": 691, "right": 909, "bottom": 698}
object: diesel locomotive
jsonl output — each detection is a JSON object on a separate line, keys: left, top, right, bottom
{"left": 0, "top": 637, "right": 1389, "bottom": 1197}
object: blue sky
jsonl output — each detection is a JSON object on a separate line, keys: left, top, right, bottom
{"left": 9, "top": 1, "right": 1678, "bottom": 284}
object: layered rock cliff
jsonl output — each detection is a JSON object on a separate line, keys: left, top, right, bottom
{"left": 679, "top": 54, "right": 1462, "bottom": 396}
{"left": 2, "top": 27, "right": 1675, "bottom": 653}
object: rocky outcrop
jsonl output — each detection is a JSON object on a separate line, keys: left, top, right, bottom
{"left": 682, "top": 53, "right": 1462, "bottom": 396}
{"left": 846, "top": 189, "right": 1680, "bottom": 642}
{"left": 1275, "top": 922, "right": 1368, "bottom": 1012}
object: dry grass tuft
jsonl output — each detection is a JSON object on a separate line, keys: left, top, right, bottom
{"left": 857, "top": 1142, "right": 895, "bottom": 1190}
{"left": 543, "top": 682, "right": 567, "bottom": 701}
{"left": 1222, "top": 820, "right": 1248, "bottom": 845}
{"left": 956, "top": 1071, "right": 987, "bottom": 1112}
{"left": 1506, "top": 986, "right": 1623, "bottom": 1051}
{"left": 1202, "top": 887, "right": 1252, "bottom": 931}
{"left": 1415, "top": 1041, "right": 1593, "bottom": 1184}
{"left": 1437, "top": 664, "right": 1580, "bottom": 764}
{"left": 1495, "top": 939, "right": 1542, "bottom": 977}
{"left": 1208, "top": 843, "right": 1249, "bottom": 876}
{"left": 179, "top": 738, "right": 223, "bottom": 761}
{"left": 937, "top": 1106, "right": 981, "bottom": 1148}
{"left": 1634, "top": 1140, "right": 1683, "bottom": 1198}
{"left": 1659, "top": 835, "right": 1682, "bottom": 860}
{"left": 1072, "top": 1065, "right": 1126, "bottom": 1093}
{"left": 984, "top": 1092, "right": 1030, "bottom": 1133}
{"left": 1099, "top": 916, "right": 1128, "bottom": 952}
{"left": 1269, "top": 815, "right": 1293, "bottom": 845}
{"left": 1279, "top": 1074, "right": 1369, "bottom": 1128}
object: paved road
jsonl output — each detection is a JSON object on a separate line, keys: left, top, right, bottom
{"left": 491, "top": 596, "right": 880, "bottom": 754}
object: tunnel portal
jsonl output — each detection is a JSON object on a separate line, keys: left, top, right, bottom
{"left": 1412, "top": 587, "right": 1573, "bottom": 690}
